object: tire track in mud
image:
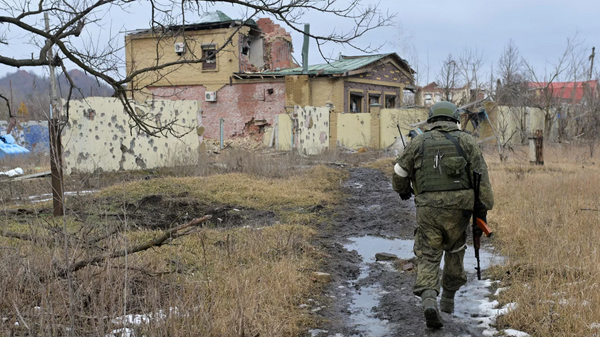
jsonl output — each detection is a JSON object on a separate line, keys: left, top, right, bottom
{"left": 314, "top": 167, "right": 486, "bottom": 337}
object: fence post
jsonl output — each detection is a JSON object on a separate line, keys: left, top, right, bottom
{"left": 529, "top": 129, "right": 544, "bottom": 165}
{"left": 219, "top": 118, "right": 224, "bottom": 150}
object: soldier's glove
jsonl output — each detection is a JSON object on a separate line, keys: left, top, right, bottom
{"left": 399, "top": 186, "right": 414, "bottom": 201}
{"left": 399, "top": 193, "right": 411, "bottom": 200}
{"left": 474, "top": 202, "right": 487, "bottom": 220}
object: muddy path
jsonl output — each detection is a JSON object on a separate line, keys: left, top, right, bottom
{"left": 313, "top": 167, "right": 488, "bottom": 337}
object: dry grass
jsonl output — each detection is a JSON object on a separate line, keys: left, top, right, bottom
{"left": 488, "top": 144, "right": 600, "bottom": 336}
{"left": 98, "top": 165, "right": 346, "bottom": 216}
{"left": 362, "top": 157, "right": 395, "bottom": 177}
{"left": 0, "top": 162, "right": 346, "bottom": 336}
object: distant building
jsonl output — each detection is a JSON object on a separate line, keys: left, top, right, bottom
{"left": 419, "top": 82, "right": 484, "bottom": 107}
{"left": 526, "top": 80, "right": 598, "bottom": 105}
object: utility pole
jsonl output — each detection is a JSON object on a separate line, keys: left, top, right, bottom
{"left": 45, "top": 13, "right": 64, "bottom": 216}
{"left": 589, "top": 47, "right": 595, "bottom": 81}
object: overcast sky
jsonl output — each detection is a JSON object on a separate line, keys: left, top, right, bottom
{"left": 1, "top": 0, "right": 599, "bottom": 87}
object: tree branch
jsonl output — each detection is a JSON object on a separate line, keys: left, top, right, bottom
{"left": 56, "top": 214, "right": 212, "bottom": 278}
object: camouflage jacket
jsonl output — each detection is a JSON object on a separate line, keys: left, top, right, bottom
{"left": 392, "top": 121, "right": 494, "bottom": 210}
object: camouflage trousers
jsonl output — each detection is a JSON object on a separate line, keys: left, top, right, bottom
{"left": 413, "top": 206, "right": 470, "bottom": 296}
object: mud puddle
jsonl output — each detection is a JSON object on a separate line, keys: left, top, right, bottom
{"left": 343, "top": 236, "right": 504, "bottom": 336}
{"left": 315, "top": 167, "right": 513, "bottom": 337}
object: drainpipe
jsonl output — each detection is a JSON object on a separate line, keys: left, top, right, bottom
{"left": 302, "top": 24, "right": 309, "bottom": 74}
{"left": 220, "top": 118, "right": 224, "bottom": 150}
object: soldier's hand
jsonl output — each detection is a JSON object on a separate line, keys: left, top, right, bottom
{"left": 399, "top": 193, "right": 412, "bottom": 200}
{"left": 474, "top": 202, "right": 487, "bottom": 219}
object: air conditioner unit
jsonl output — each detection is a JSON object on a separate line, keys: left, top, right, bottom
{"left": 174, "top": 42, "right": 186, "bottom": 55}
{"left": 205, "top": 91, "right": 217, "bottom": 102}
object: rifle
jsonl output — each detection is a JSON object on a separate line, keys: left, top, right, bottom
{"left": 396, "top": 124, "right": 406, "bottom": 148}
{"left": 473, "top": 170, "right": 493, "bottom": 280}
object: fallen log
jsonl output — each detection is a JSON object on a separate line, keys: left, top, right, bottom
{"left": 57, "top": 214, "right": 212, "bottom": 278}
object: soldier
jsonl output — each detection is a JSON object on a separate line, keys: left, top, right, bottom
{"left": 392, "top": 101, "right": 494, "bottom": 328}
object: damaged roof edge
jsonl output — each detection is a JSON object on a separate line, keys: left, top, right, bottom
{"left": 126, "top": 14, "right": 258, "bottom": 36}
{"left": 256, "top": 53, "right": 415, "bottom": 78}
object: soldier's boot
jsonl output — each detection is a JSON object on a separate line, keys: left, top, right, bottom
{"left": 440, "top": 289, "right": 456, "bottom": 314}
{"left": 421, "top": 289, "right": 443, "bottom": 329}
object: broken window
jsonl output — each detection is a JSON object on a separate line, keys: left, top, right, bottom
{"left": 202, "top": 44, "right": 217, "bottom": 70}
{"left": 369, "top": 94, "right": 380, "bottom": 106}
{"left": 385, "top": 95, "right": 397, "bottom": 109}
{"left": 350, "top": 93, "right": 363, "bottom": 113}
{"left": 424, "top": 93, "right": 432, "bottom": 105}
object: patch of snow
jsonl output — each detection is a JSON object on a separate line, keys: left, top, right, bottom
{"left": 107, "top": 327, "right": 134, "bottom": 337}
{"left": 454, "top": 279, "right": 528, "bottom": 337}
{"left": 494, "top": 287, "right": 508, "bottom": 296}
{"left": 308, "top": 328, "right": 328, "bottom": 337}
{"left": 504, "top": 329, "right": 530, "bottom": 337}
{"left": 0, "top": 167, "right": 23, "bottom": 177}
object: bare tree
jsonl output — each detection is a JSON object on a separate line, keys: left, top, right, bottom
{"left": 0, "top": 0, "right": 395, "bottom": 136}
{"left": 495, "top": 40, "right": 530, "bottom": 143}
{"left": 436, "top": 53, "right": 460, "bottom": 104}
{"left": 457, "top": 46, "right": 485, "bottom": 105}
{"left": 523, "top": 36, "right": 587, "bottom": 140}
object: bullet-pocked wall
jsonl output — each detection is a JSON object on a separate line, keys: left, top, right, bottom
{"left": 296, "top": 106, "right": 330, "bottom": 155}
{"left": 62, "top": 97, "right": 199, "bottom": 174}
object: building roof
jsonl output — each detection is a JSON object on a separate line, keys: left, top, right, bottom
{"left": 262, "top": 53, "right": 414, "bottom": 76}
{"left": 127, "top": 11, "right": 257, "bottom": 36}
{"left": 197, "top": 10, "right": 232, "bottom": 24}
{"left": 527, "top": 80, "right": 598, "bottom": 102}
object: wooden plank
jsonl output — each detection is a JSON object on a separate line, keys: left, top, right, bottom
{"left": 7, "top": 171, "right": 51, "bottom": 182}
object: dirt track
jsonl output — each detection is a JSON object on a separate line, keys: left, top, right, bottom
{"left": 314, "top": 167, "right": 486, "bottom": 337}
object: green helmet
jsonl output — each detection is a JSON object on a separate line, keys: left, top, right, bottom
{"left": 427, "top": 101, "right": 460, "bottom": 123}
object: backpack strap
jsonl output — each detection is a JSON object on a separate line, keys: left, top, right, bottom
{"left": 439, "top": 131, "right": 465, "bottom": 159}
{"left": 439, "top": 130, "right": 472, "bottom": 188}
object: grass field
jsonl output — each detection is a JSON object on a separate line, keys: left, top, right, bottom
{"left": 0, "top": 161, "right": 346, "bottom": 336}
{"left": 485, "top": 144, "right": 600, "bottom": 336}
{"left": 2, "top": 142, "right": 600, "bottom": 336}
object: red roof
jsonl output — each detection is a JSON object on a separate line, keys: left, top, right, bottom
{"left": 527, "top": 80, "right": 598, "bottom": 103}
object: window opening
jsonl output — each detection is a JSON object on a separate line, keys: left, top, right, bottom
{"left": 369, "top": 94, "right": 380, "bottom": 106}
{"left": 202, "top": 44, "right": 217, "bottom": 70}
{"left": 350, "top": 93, "right": 363, "bottom": 113}
{"left": 385, "top": 95, "right": 396, "bottom": 109}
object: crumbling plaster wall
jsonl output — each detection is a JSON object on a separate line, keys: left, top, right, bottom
{"left": 149, "top": 81, "right": 286, "bottom": 140}
{"left": 62, "top": 97, "right": 199, "bottom": 174}
{"left": 337, "top": 113, "right": 371, "bottom": 149}
{"left": 484, "top": 104, "right": 547, "bottom": 145}
{"left": 379, "top": 108, "right": 428, "bottom": 148}
{"left": 276, "top": 114, "right": 293, "bottom": 151}
{"left": 296, "top": 106, "right": 330, "bottom": 155}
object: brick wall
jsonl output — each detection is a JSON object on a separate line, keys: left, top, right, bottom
{"left": 150, "top": 81, "right": 285, "bottom": 139}
{"left": 257, "top": 18, "right": 295, "bottom": 70}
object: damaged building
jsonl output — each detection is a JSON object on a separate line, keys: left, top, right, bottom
{"left": 125, "top": 11, "right": 415, "bottom": 145}
{"left": 125, "top": 11, "right": 295, "bottom": 140}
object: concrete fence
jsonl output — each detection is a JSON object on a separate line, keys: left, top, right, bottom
{"left": 62, "top": 97, "right": 200, "bottom": 174}
{"left": 271, "top": 105, "right": 429, "bottom": 153}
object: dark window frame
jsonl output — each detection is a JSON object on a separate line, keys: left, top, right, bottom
{"left": 202, "top": 44, "right": 217, "bottom": 70}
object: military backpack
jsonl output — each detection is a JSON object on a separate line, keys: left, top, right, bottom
{"left": 414, "top": 130, "right": 471, "bottom": 194}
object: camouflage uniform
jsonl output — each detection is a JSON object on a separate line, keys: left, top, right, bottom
{"left": 392, "top": 121, "right": 494, "bottom": 296}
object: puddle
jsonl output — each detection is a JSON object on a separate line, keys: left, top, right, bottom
{"left": 343, "top": 235, "right": 504, "bottom": 336}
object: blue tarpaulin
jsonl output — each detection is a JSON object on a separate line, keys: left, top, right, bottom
{"left": 0, "top": 134, "right": 30, "bottom": 159}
